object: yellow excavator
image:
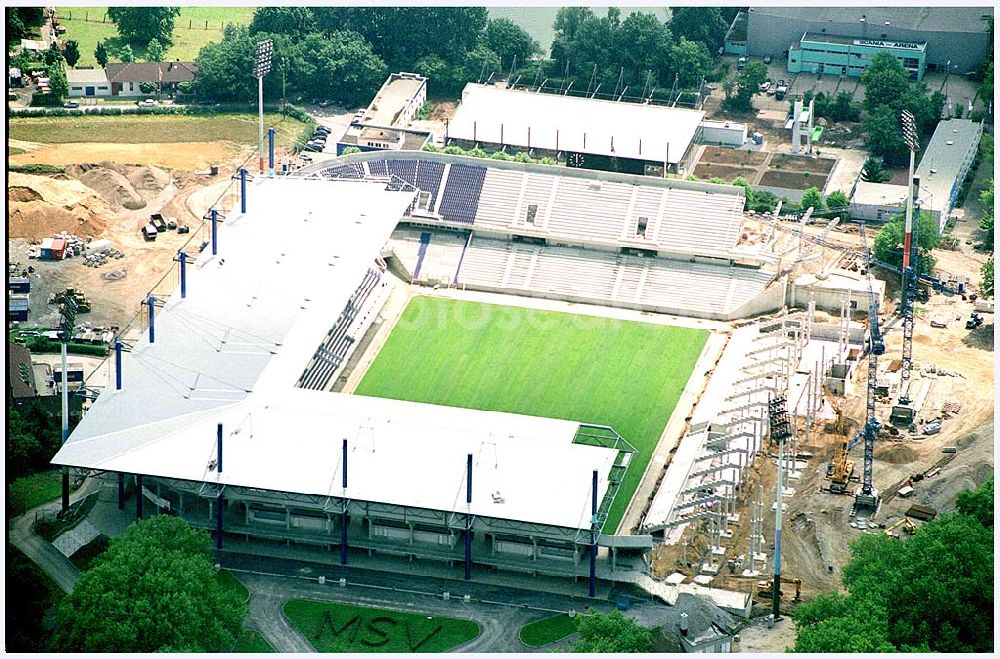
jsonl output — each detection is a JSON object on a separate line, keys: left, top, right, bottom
{"left": 829, "top": 439, "right": 855, "bottom": 493}
{"left": 756, "top": 577, "right": 802, "bottom": 602}
{"left": 883, "top": 517, "right": 916, "bottom": 537}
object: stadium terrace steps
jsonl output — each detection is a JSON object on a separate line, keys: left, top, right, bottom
{"left": 413, "top": 232, "right": 432, "bottom": 280}
{"left": 457, "top": 238, "right": 773, "bottom": 319}
{"left": 297, "top": 267, "right": 382, "bottom": 390}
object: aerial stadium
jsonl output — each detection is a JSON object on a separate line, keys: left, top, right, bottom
{"left": 51, "top": 140, "right": 886, "bottom": 617}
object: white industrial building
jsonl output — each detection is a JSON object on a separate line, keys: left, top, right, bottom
{"left": 849, "top": 181, "right": 909, "bottom": 222}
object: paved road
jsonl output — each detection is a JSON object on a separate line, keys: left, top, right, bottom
{"left": 8, "top": 475, "right": 103, "bottom": 593}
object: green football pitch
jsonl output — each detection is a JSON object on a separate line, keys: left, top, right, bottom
{"left": 355, "top": 297, "right": 709, "bottom": 532}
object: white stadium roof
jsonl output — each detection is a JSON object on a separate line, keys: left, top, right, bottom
{"left": 52, "top": 177, "right": 617, "bottom": 531}
{"left": 448, "top": 84, "right": 706, "bottom": 165}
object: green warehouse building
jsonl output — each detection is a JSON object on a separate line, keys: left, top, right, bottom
{"left": 788, "top": 32, "right": 927, "bottom": 81}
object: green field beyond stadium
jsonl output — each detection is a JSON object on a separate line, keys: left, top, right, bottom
{"left": 356, "top": 297, "right": 708, "bottom": 532}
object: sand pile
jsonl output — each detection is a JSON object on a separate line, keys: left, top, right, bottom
{"left": 126, "top": 165, "right": 172, "bottom": 194}
{"left": 7, "top": 172, "right": 113, "bottom": 240}
{"left": 67, "top": 163, "right": 146, "bottom": 210}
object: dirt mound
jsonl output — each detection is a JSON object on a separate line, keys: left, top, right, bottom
{"left": 67, "top": 164, "right": 146, "bottom": 210}
{"left": 876, "top": 443, "right": 919, "bottom": 464}
{"left": 7, "top": 172, "right": 113, "bottom": 240}
{"left": 8, "top": 186, "right": 43, "bottom": 203}
{"left": 126, "top": 165, "right": 172, "bottom": 194}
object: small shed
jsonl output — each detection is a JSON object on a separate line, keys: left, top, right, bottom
{"left": 39, "top": 238, "right": 67, "bottom": 260}
{"left": 8, "top": 277, "right": 31, "bottom": 295}
{"left": 652, "top": 593, "right": 740, "bottom": 653}
{"left": 8, "top": 295, "right": 30, "bottom": 322}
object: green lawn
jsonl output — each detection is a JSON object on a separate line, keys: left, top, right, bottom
{"left": 9, "top": 113, "right": 307, "bottom": 145}
{"left": 8, "top": 145, "right": 26, "bottom": 156}
{"left": 217, "top": 569, "right": 250, "bottom": 603}
{"left": 233, "top": 629, "right": 275, "bottom": 652}
{"left": 8, "top": 470, "right": 63, "bottom": 516}
{"left": 355, "top": 297, "right": 708, "bottom": 531}
{"left": 56, "top": 7, "right": 255, "bottom": 67}
{"left": 519, "top": 614, "right": 578, "bottom": 647}
{"left": 284, "top": 600, "right": 480, "bottom": 653}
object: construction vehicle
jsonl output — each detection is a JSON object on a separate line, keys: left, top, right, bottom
{"left": 883, "top": 517, "right": 916, "bottom": 537}
{"left": 756, "top": 577, "right": 802, "bottom": 602}
{"left": 829, "top": 439, "right": 855, "bottom": 493}
{"left": 47, "top": 288, "right": 92, "bottom": 313}
{"left": 149, "top": 213, "right": 176, "bottom": 232}
{"left": 966, "top": 312, "right": 984, "bottom": 329}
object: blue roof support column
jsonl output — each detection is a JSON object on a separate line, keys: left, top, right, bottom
{"left": 114, "top": 340, "right": 122, "bottom": 390}
{"left": 179, "top": 251, "right": 187, "bottom": 299}
{"left": 117, "top": 472, "right": 125, "bottom": 510}
{"left": 217, "top": 423, "right": 223, "bottom": 474}
{"left": 136, "top": 474, "right": 143, "bottom": 520}
{"left": 589, "top": 469, "right": 598, "bottom": 598}
{"left": 210, "top": 208, "right": 218, "bottom": 256}
{"left": 240, "top": 168, "right": 247, "bottom": 214}
{"left": 147, "top": 294, "right": 155, "bottom": 344}
{"left": 268, "top": 127, "right": 275, "bottom": 177}
{"left": 465, "top": 453, "right": 473, "bottom": 581}
{"left": 341, "top": 438, "right": 348, "bottom": 566}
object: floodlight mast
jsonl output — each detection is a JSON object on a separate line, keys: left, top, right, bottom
{"left": 901, "top": 111, "right": 919, "bottom": 278}
{"left": 254, "top": 40, "right": 273, "bottom": 176}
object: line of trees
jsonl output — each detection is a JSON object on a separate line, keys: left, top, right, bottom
{"left": 791, "top": 477, "right": 993, "bottom": 652}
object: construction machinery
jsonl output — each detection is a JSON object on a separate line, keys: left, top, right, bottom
{"left": 756, "top": 577, "right": 802, "bottom": 602}
{"left": 47, "top": 288, "right": 92, "bottom": 313}
{"left": 883, "top": 517, "right": 916, "bottom": 537}
{"left": 829, "top": 439, "right": 855, "bottom": 493}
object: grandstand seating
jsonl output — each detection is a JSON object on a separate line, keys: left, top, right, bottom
{"left": 438, "top": 163, "right": 487, "bottom": 224}
{"left": 311, "top": 155, "right": 747, "bottom": 257}
{"left": 457, "top": 238, "right": 774, "bottom": 318}
{"left": 297, "top": 268, "right": 382, "bottom": 390}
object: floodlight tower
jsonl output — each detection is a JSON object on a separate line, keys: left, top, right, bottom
{"left": 899, "top": 110, "right": 920, "bottom": 394}
{"left": 58, "top": 297, "right": 78, "bottom": 514}
{"left": 253, "top": 39, "right": 274, "bottom": 176}
{"left": 767, "top": 396, "right": 792, "bottom": 621}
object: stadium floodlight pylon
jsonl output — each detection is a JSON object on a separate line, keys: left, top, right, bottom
{"left": 253, "top": 39, "right": 273, "bottom": 176}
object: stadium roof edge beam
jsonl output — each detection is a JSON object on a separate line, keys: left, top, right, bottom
{"left": 51, "top": 177, "right": 621, "bottom": 533}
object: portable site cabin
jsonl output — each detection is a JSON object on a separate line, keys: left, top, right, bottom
{"left": 39, "top": 238, "right": 67, "bottom": 260}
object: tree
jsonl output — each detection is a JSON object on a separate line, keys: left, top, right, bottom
{"left": 118, "top": 44, "right": 135, "bottom": 63}
{"left": 95, "top": 40, "right": 110, "bottom": 68}
{"left": 617, "top": 12, "right": 673, "bottom": 91}
{"left": 249, "top": 6, "right": 315, "bottom": 37}
{"left": 52, "top": 516, "right": 246, "bottom": 653}
{"left": 978, "top": 61, "right": 993, "bottom": 107}
{"left": 981, "top": 258, "right": 995, "bottom": 298}
{"left": 669, "top": 7, "right": 729, "bottom": 54}
{"left": 957, "top": 476, "right": 993, "bottom": 527}
{"left": 145, "top": 37, "right": 165, "bottom": 63}
{"left": 44, "top": 41, "right": 63, "bottom": 66}
{"left": 722, "top": 61, "right": 766, "bottom": 113}
{"left": 551, "top": 7, "right": 595, "bottom": 61}
{"left": 670, "top": 37, "right": 712, "bottom": 89}
{"left": 731, "top": 176, "right": 755, "bottom": 211}
{"left": 573, "top": 611, "right": 652, "bottom": 653}
{"left": 863, "top": 105, "right": 908, "bottom": 161}
{"left": 979, "top": 179, "right": 994, "bottom": 250}
{"left": 47, "top": 61, "right": 69, "bottom": 99}
{"left": 484, "top": 18, "right": 539, "bottom": 70}
{"left": 826, "top": 190, "right": 850, "bottom": 210}
{"left": 63, "top": 40, "right": 80, "bottom": 68}
{"left": 861, "top": 52, "right": 910, "bottom": 113}
{"left": 873, "top": 211, "right": 940, "bottom": 274}
{"left": 801, "top": 187, "right": 826, "bottom": 212}
{"left": 6, "top": 7, "right": 46, "bottom": 50}
{"left": 107, "top": 7, "right": 181, "bottom": 46}
{"left": 861, "top": 158, "right": 891, "bottom": 183}
{"left": 7, "top": 547, "right": 63, "bottom": 651}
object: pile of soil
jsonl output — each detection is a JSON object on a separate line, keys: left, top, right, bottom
{"left": 7, "top": 172, "right": 112, "bottom": 240}
{"left": 876, "top": 443, "right": 918, "bottom": 465}
{"left": 126, "top": 165, "right": 172, "bottom": 195}
{"left": 66, "top": 163, "right": 146, "bottom": 210}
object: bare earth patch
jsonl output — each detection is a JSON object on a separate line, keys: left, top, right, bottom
{"left": 10, "top": 141, "right": 241, "bottom": 170}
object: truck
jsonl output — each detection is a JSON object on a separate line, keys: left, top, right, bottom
{"left": 142, "top": 224, "right": 158, "bottom": 241}
{"left": 149, "top": 213, "right": 168, "bottom": 232}
{"left": 774, "top": 79, "right": 789, "bottom": 101}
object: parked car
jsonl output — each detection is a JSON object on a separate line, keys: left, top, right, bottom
{"left": 304, "top": 142, "right": 324, "bottom": 152}
{"left": 922, "top": 419, "right": 942, "bottom": 435}
{"left": 759, "top": 80, "right": 771, "bottom": 93}
{"left": 314, "top": 125, "right": 331, "bottom": 134}
{"left": 63, "top": 100, "right": 79, "bottom": 108}
{"left": 737, "top": 56, "right": 747, "bottom": 70}
{"left": 299, "top": 152, "right": 313, "bottom": 163}
{"left": 176, "top": 225, "right": 190, "bottom": 234}
{"left": 774, "top": 79, "right": 788, "bottom": 100}
{"left": 763, "top": 55, "right": 772, "bottom": 64}
{"left": 136, "top": 99, "right": 159, "bottom": 107}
